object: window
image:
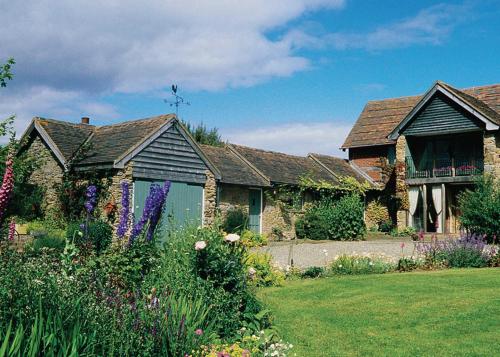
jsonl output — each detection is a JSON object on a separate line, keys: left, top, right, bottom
{"left": 387, "top": 146, "right": 396, "bottom": 165}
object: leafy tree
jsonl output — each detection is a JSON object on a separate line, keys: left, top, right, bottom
{"left": 0, "top": 58, "right": 15, "bottom": 88}
{"left": 458, "top": 175, "right": 500, "bottom": 243}
{"left": 181, "top": 120, "right": 224, "bottom": 146}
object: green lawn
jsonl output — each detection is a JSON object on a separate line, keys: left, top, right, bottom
{"left": 258, "top": 269, "right": 500, "bottom": 357}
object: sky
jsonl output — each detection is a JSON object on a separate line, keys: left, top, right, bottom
{"left": 1, "top": 0, "right": 499, "bottom": 157}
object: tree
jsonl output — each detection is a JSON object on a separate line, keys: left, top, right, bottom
{"left": 0, "top": 58, "right": 15, "bottom": 88}
{"left": 181, "top": 120, "right": 224, "bottom": 147}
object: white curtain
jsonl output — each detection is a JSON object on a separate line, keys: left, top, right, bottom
{"left": 432, "top": 185, "right": 443, "bottom": 233}
{"left": 408, "top": 187, "right": 420, "bottom": 227}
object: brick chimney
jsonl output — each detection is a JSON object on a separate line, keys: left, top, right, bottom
{"left": 81, "top": 117, "right": 90, "bottom": 125}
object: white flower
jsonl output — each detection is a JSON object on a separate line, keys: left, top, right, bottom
{"left": 225, "top": 233, "right": 240, "bottom": 243}
{"left": 248, "top": 267, "right": 257, "bottom": 276}
{"left": 338, "top": 264, "right": 343, "bottom": 268}
{"left": 194, "top": 240, "right": 207, "bottom": 251}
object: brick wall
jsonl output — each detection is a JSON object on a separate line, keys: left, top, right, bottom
{"left": 349, "top": 145, "right": 392, "bottom": 183}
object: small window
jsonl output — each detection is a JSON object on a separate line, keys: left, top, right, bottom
{"left": 387, "top": 146, "right": 396, "bottom": 165}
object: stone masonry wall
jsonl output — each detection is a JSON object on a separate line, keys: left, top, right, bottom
{"left": 261, "top": 192, "right": 298, "bottom": 240}
{"left": 484, "top": 132, "right": 500, "bottom": 178}
{"left": 106, "top": 164, "right": 133, "bottom": 241}
{"left": 26, "top": 135, "right": 64, "bottom": 216}
{"left": 203, "top": 170, "right": 217, "bottom": 226}
{"left": 395, "top": 135, "right": 408, "bottom": 229}
{"left": 218, "top": 184, "right": 249, "bottom": 218}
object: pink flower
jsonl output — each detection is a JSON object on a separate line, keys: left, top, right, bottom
{"left": 195, "top": 240, "right": 207, "bottom": 251}
{"left": 400, "top": 242, "right": 405, "bottom": 249}
{"left": 224, "top": 233, "right": 240, "bottom": 243}
{"left": 0, "top": 155, "right": 14, "bottom": 223}
{"left": 195, "top": 328, "right": 203, "bottom": 336}
{"left": 8, "top": 218, "right": 15, "bottom": 241}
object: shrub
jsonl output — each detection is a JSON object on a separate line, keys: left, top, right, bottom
{"left": 67, "top": 219, "right": 112, "bottom": 254}
{"left": 222, "top": 207, "right": 248, "bottom": 233}
{"left": 397, "top": 257, "right": 421, "bottom": 272}
{"left": 365, "top": 199, "right": 390, "bottom": 230}
{"left": 240, "top": 229, "right": 268, "bottom": 248}
{"left": 330, "top": 254, "right": 396, "bottom": 275}
{"left": 416, "top": 234, "right": 495, "bottom": 268}
{"left": 301, "top": 266, "right": 325, "bottom": 278}
{"left": 246, "top": 252, "right": 285, "bottom": 287}
{"left": 295, "top": 194, "right": 365, "bottom": 241}
{"left": 379, "top": 220, "right": 394, "bottom": 233}
{"left": 390, "top": 226, "right": 416, "bottom": 237}
{"left": 28, "top": 235, "right": 66, "bottom": 253}
{"left": 458, "top": 175, "right": 500, "bottom": 243}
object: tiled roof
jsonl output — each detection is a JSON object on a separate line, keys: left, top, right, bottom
{"left": 31, "top": 115, "right": 174, "bottom": 166}
{"left": 309, "top": 153, "right": 373, "bottom": 186}
{"left": 200, "top": 145, "right": 270, "bottom": 187}
{"left": 229, "top": 144, "right": 338, "bottom": 185}
{"left": 35, "top": 118, "right": 95, "bottom": 161}
{"left": 77, "top": 115, "right": 174, "bottom": 165}
{"left": 342, "top": 83, "right": 500, "bottom": 148}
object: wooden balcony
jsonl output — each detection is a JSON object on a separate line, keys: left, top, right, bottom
{"left": 405, "top": 156, "right": 483, "bottom": 180}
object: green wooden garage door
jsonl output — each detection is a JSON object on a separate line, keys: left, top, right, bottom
{"left": 133, "top": 180, "right": 203, "bottom": 238}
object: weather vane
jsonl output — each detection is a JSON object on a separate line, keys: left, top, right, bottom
{"left": 164, "top": 84, "right": 190, "bottom": 117}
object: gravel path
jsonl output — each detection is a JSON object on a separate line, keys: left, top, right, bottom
{"left": 259, "top": 239, "right": 417, "bottom": 268}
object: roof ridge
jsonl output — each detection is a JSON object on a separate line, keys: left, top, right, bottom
{"left": 96, "top": 113, "right": 174, "bottom": 129}
{"left": 230, "top": 143, "right": 309, "bottom": 160}
{"left": 35, "top": 116, "right": 96, "bottom": 128}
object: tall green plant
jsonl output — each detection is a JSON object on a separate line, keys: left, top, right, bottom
{"left": 458, "top": 175, "right": 500, "bottom": 243}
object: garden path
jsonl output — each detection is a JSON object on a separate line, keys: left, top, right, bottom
{"left": 260, "top": 239, "right": 416, "bottom": 268}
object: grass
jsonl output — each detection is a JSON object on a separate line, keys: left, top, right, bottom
{"left": 258, "top": 269, "right": 500, "bottom": 357}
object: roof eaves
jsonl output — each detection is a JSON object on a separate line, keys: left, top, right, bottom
{"left": 32, "top": 118, "right": 67, "bottom": 168}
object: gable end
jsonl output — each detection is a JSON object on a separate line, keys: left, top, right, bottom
{"left": 402, "top": 92, "right": 485, "bottom": 136}
{"left": 131, "top": 124, "right": 209, "bottom": 184}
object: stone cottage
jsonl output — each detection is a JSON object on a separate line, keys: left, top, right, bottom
{"left": 20, "top": 114, "right": 370, "bottom": 240}
{"left": 342, "top": 81, "right": 500, "bottom": 233}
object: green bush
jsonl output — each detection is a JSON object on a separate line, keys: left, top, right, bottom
{"left": 67, "top": 219, "right": 112, "bottom": 254}
{"left": 240, "top": 229, "right": 268, "bottom": 248}
{"left": 390, "top": 226, "right": 416, "bottom": 237}
{"left": 28, "top": 235, "right": 66, "bottom": 253}
{"left": 301, "top": 266, "right": 325, "bottom": 278}
{"left": 222, "top": 207, "right": 248, "bottom": 233}
{"left": 246, "top": 252, "right": 285, "bottom": 287}
{"left": 458, "top": 175, "right": 500, "bottom": 243}
{"left": 330, "top": 254, "right": 395, "bottom": 275}
{"left": 295, "top": 194, "right": 366, "bottom": 240}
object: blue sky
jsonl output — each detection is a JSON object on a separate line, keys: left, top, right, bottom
{"left": 1, "top": 0, "right": 499, "bottom": 156}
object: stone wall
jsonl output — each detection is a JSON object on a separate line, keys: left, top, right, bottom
{"left": 218, "top": 184, "right": 249, "bottom": 218}
{"left": 26, "top": 135, "right": 64, "bottom": 215}
{"left": 217, "top": 184, "right": 298, "bottom": 239}
{"left": 203, "top": 170, "right": 217, "bottom": 226}
{"left": 262, "top": 191, "right": 298, "bottom": 239}
{"left": 105, "top": 164, "right": 133, "bottom": 237}
{"left": 395, "top": 135, "right": 408, "bottom": 229}
{"left": 484, "top": 132, "right": 500, "bottom": 178}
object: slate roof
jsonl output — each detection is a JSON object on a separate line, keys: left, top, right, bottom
{"left": 35, "top": 118, "right": 95, "bottom": 161}
{"left": 200, "top": 145, "right": 270, "bottom": 187}
{"left": 309, "top": 153, "right": 373, "bottom": 185}
{"left": 30, "top": 115, "right": 174, "bottom": 166}
{"left": 342, "top": 83, "right": 500, "bottom": 148}
{"left": 77, "top": 115, "right": 174, "bottom": 166}
{"left": 229, "top": 144, "right": 338, "bottom": 185}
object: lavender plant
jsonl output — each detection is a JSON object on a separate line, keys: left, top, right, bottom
{"left": 416, "top": 233, "right": 497, "bottom": 268}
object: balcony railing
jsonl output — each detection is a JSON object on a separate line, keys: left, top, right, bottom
{"left": 405, "top": 156, "right": 483, "bottom": 179}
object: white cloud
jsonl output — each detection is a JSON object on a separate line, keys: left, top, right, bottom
{"left": 222, "top": 121, "right": 350, "bottom": 157}
{"left": 290, "top": 3, "right": 469, "bottom": 51}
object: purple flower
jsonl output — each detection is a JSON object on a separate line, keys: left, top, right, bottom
{"left": 129, "top": 181, "right": 171, "bottom": 244}
{"left": 84, "top": 185, "right": 98, "bottom": 213}
{"left": 117, "top": 181, "right": 130, "bottom": 239}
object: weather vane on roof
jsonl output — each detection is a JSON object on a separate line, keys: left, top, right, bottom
{"left": 164, "top": 84, "right": 190, "bottom": 118}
